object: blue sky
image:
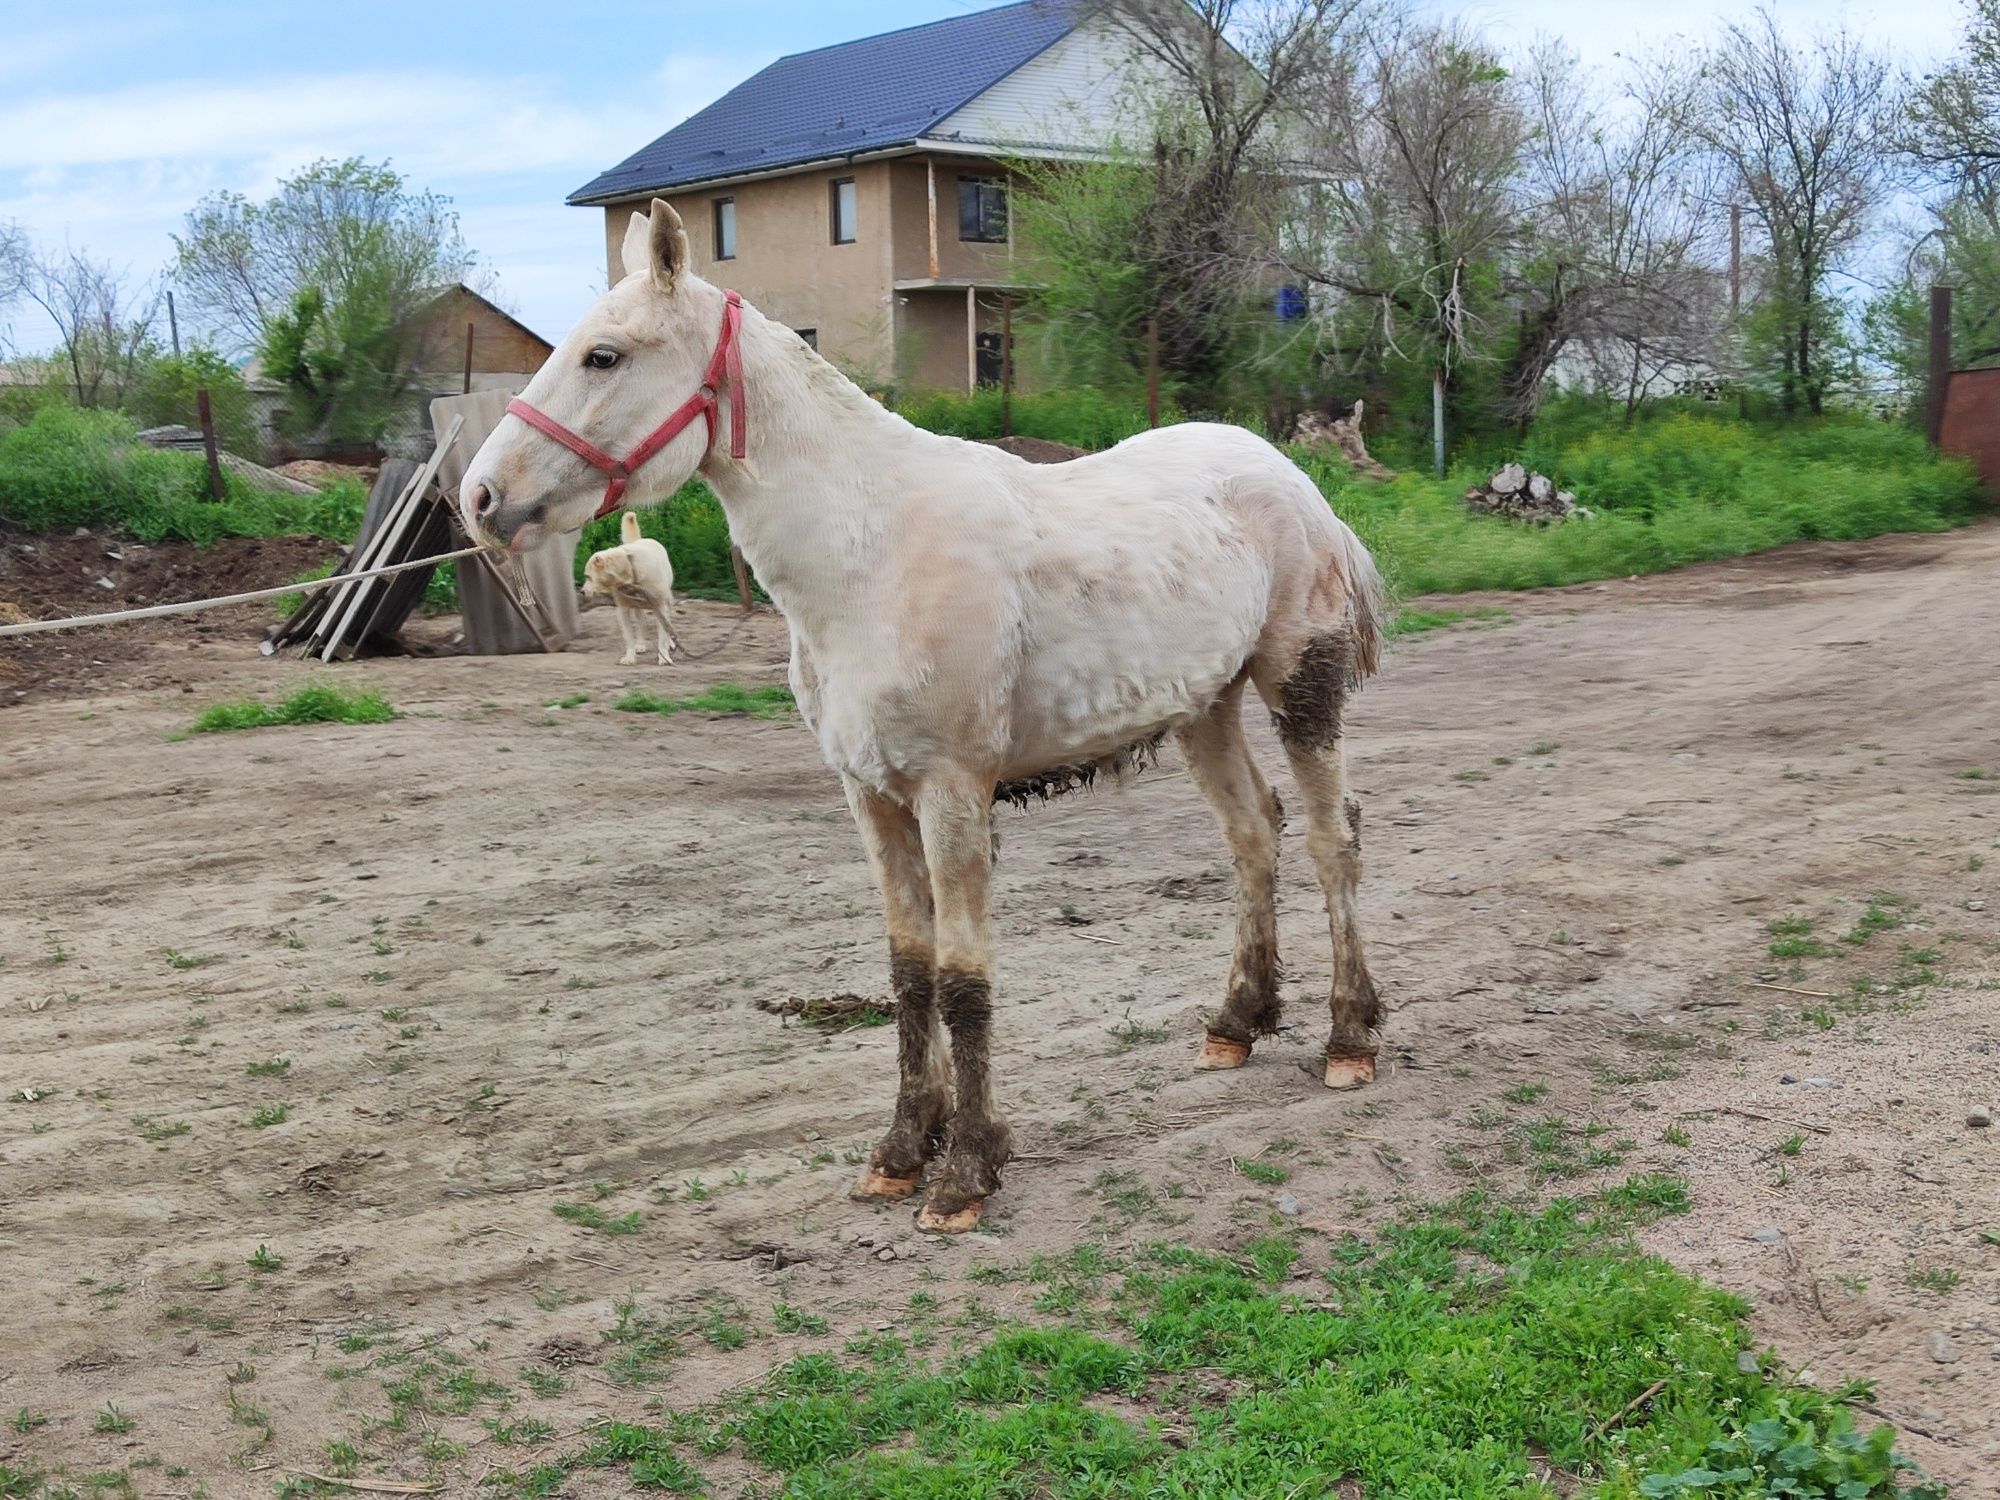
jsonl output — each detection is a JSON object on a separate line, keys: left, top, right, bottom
{"left": 0, "top": 0, "right": 1968, "bottom": 355}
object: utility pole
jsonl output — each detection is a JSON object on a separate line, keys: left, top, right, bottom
{"left": 1729, "top": 204, "right": 1742, "bottom": 315}
{"left": 167, "top": 291, "right": 181, "bottom": 359}
{"left": 1927, "top": 285, "right": 1953, "bottom": 447}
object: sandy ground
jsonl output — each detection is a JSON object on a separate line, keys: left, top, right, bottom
{"left": 2, "top": 524, "right": 1997, "bottom": 1496}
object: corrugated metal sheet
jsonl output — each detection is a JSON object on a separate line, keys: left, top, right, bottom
{"left": 567, "top": 0, "right": 1080, "bottom": 203}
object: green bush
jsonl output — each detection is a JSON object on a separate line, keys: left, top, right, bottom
{"left": 890, "top": 386, "right": 1176, "bottom": 451}
{"left": 576, "top": 479, "right": 743, "bottom": 600}
{"left": 0, "top": 405, "right": 364, "bottom": 546}
{"left": 1300, "top": 407, "right": 1985, "bottom": 599}
{"left": 123, "top": 349, "right": 262, "bottom": 459}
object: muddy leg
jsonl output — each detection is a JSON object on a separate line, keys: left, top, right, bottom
{"left": 913, "top": 775, "right": 1011, "bottom": 1233}
{"left": 1271, "top": 634, "right": 1382, "bottom": 1089}
{"left": 844, "top": 779, "right": 949, "bottom": 1202}
{"left": 652, "top": 605, "right": 679, "bottom": 665}
{"left": 1175, "top": 681, "right": 1284, "bottom": 1071}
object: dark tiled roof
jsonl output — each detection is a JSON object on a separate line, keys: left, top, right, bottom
{"left": 567, "top": 0, "right": 1080, "bottom": 203}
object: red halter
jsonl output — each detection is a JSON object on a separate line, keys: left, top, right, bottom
{"left": 505, "top": 289, "right": 746, "bottom": 521}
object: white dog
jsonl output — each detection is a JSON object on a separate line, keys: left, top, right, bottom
{"left": 581, "top": 512, "right": 680, "bottom": 665}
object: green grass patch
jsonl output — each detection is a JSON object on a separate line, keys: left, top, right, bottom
{"left": 190, "top": 681, "right": 396, "bottom": 734}
{"left": 484, "top": 1178, "right": 1941, "bottom": 1499}
{"left": 615, "top": 683, "right": 795, "bottom": 720}
{"left": 0, "top": 405, "right": 366, "bottom": 546}
{"left": 552, "top": 1202, "right": 646, "bottom": 1235}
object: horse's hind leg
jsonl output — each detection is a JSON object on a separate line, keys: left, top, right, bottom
{"left": 1262, "top": 633, "right": 1382, "bottom": 1089}
{"left": 1175, "top": 679, "right": 1285, "bottom": 1069}
{"left": 844, "top": 778, "right": 950, "bottom": 1202}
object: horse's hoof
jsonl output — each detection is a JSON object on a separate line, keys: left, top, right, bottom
{"left": 1195, "top": 1034, "right": 1251, "bottom": 1070}
{"left": 916, "top": 1200, "right": 983, "bottom": 1234}
{"left": 1323, "top": 1050, "right": 1376, "bottom": 1090}
{"left": 851, "top": 1169, "right": 921, "bottom": 1203}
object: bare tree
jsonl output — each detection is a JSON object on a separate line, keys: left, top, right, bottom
{"left": 1904, "top": 0, "right": 2000, "bottom": 191}
{"left": 1292, "top": 12, "right": 1526, "bottom": 469}
{"left": 23, "top": 243, "right": 161, "bottom": 408}
{"left": 1071, "top": 0, "right": 1367, "bottom": 382}
{"left": 1688, "top": 8, "right": 1893, "bottom": 415}
{"left": 1510, "top": 45, "right": 1725, "bottom": 423}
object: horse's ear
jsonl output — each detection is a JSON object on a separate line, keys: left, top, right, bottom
{"left": 648, "top": 198, "right": 690, "bottom": 294}
{"left": 618, "top": 209, "right": 651, "bottom": 282}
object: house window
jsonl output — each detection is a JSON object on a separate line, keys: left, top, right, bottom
{"left": 957, "top": 176, "right": 1008, "bottom": 243}
{"left": 830, "top": 178, "right": 857, "bottom": 244}
{"left": 796, "top": 327, "right": 818, "bottom": 351}
{"left": 712, "top": 197, "right": 737, "bottom": 260}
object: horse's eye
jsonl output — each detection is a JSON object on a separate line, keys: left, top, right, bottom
{"left": 585, "top": 348, "right": 620, "bottom": 371}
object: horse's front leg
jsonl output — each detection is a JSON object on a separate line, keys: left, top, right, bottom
{"left": 913, "top": 774, "right": 1012, "bottom": 1233}
{"left": 845, "top": 777, "right": 950, "bottom": 1203}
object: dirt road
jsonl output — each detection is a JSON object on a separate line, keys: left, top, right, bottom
{"left": 3, "top": 523, "right": 1996, "bottom": 1493}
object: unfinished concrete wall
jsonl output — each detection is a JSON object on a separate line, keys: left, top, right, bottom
{"left": 598, "top": 161, "right": 897, "bottom": 385}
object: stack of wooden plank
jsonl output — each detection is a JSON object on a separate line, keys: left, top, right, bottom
{"left": 265, "top": 416, "right": 464, "bottom": 659}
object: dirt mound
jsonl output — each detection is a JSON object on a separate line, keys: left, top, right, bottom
{"left": 981, "top": 435, "right": 1088, "bottom": 463}
{"left": 274, "top": 458, "right": 378, "bottom": 490}
{"left": 0, "top": 528, "right": 341, "bottom": 704}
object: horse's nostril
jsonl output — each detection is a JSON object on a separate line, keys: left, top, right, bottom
{"left": 469, "top": 483, "right": 501, "bottom": 520}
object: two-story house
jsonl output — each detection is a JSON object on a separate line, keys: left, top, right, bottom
{"left": 566, "top": 0, "right": 1151, "bottom": 392}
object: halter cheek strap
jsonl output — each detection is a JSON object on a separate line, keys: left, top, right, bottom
{"left": 505, "top": 289, "right": 746, "bottom": 521}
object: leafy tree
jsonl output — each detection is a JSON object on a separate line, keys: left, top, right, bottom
{"left": 174, "top": 157, "right": 472, "bottom": 446}
{"left": 126, "top": 347, "right": 260, "bottom": 456}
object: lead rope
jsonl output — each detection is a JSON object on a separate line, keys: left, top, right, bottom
{"left": 0, "top": 546, "right": 486, "bottom": 639}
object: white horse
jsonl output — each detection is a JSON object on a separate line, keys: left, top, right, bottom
{"left": 461, "top": 202, "right": 1388, "bottom": 1233}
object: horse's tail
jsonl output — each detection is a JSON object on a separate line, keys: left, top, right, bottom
{"left": 621, "top": 511, "right": 642, "bottom": 545}
{"left": 1339, "top": 523, "right": 1388, "bottom": 684}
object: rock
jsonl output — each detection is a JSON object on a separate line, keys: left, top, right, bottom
{"left": 1735, "top": 1350, "right": 1762, "bottom": 1374}
{"left": 875, "top": 1245, "right": 897, "bottom": 1262}
{"left": 1968, "top": 1105, "right": 1992, "bottom": 1128}
{"left": 1276, "top": 1193, "right": 1302, "bottom": 1217}
{"left": 1464, "top": 465, "right": 1587, "bottom": 524}
{"left": 1751, "top": 1227, "right": 1785, "bottom": 1244}
{"left": 1928, "top": 1330, "right": 1961, "bottom": 1364}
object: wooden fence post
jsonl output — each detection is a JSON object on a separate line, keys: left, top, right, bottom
{"left": 462, "top": 321, "right": 475, "bottom": 395}
{"left": 195, "top": 389, "right": 225, "bottom": 499}
{"left": 1927, "top": 285, "right": 1953, "bottom": 448}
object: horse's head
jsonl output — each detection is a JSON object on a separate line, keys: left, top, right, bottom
{"left": 460, "top": 200, "right": 730, "bottom": 552}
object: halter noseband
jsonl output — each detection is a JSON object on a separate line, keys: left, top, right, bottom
{"left": 505, "top": 289, "right": 746, "bottom": 521}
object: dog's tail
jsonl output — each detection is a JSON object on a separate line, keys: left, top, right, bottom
{"left": 620, "top": 511, "right": 642, "bottom": 545}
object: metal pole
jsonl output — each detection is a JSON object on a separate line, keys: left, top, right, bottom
{"left": 1146, "top": 318, "right": 1160, "bottom": 429}
{"left": 1431, "top": 370, "right": 1446, "bottom": 480}
{"left": 462, "top": 321, "right": 475, "bottom": 395}
{"left": 167, "top": 292, "right": 181, "bottom": 359}
{"left": 196, "top": 389, "right": 225, "bottom": 499}
{"left": 1927, "top": 285, "right": 1953, "bottom": 448}
{"left": 1729, "top": 204, "right": 1742, "bottom": 315}
{"left": 1000, "top": 295, "right": 1014, "bottom": 437}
